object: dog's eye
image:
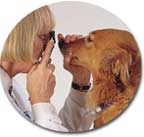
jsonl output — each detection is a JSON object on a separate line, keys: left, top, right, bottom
{"left": 87, "top": 36, "right": 93, "bottom": 42}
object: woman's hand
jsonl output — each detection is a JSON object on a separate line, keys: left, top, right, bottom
{"left": 58, "top": 34, "right": 91, "bottom": 85}
{"left": 27, "top": 41, "right": 56, "bottom": 105}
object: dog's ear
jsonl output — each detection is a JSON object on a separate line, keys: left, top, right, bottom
{"left": 100, "top": 47, "right": 132, "bottom": 87}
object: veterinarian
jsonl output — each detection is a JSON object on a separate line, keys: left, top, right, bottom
{"left": 0, "top": 6, "right": 95, "bottom": 132}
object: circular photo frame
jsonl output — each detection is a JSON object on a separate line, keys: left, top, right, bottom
{"left": 0, "top": 1, "right": 141, "bottom": 133}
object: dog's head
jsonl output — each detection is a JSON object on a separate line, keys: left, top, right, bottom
{"left": 59, "top": 29, "right": 141, "bottom": 89}
{"left": 59, "top": 31, "right": 101, "bottom": 70}
{"left": 59, "top": 29, "right": 141, "bottom": 111}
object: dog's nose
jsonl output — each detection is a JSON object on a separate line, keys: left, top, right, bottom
{"left": 58, "top": 39, "right": 67, "bottom": 50}
{"left": 58, "top": 40, "right": 64, "bottom": 49}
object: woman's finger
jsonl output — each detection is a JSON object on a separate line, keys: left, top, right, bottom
{"left": 77, "top": 35, "right": 83, "bottom": 39}
{"left": 63, "top": 52, "right": 73, "bottom": 70}
{"left": 28, "top": 64, "right": 37, "bottom": 73}
{"left": 65, "top": 35, "right": 71, "bottom": 43}
{"left": 57, "top": 33, "right": 64, "bottom": 40}
{"left": 48, "top": 64, "right": 55, "bottom": 73}
{"left": 48, "top": 58, "right": 52, "bottom": 64}
{"left": 41, "top": 40, "right": 54, "bottom": 67}
{"left": 70, "top": 35, "right": 78, "bottom": 42}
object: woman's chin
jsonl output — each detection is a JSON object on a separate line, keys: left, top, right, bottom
{"left": 23, "top": 64, "right": 33, "bottom": 73}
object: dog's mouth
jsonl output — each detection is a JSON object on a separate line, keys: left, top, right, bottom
{"left": 71, "top": 55, "right": 79, "bottom": 65}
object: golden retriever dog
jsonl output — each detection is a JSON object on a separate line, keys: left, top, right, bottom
{"left": 59, "top": 29, "right": 141, "bottom": 128}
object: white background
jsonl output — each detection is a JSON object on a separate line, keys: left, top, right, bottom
{"left": 0, "top": 0, "right": 143, "bottom": 136}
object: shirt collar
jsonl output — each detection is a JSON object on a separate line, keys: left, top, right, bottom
{"left": 0, "top": 67, "right": 12, "bottom": 92}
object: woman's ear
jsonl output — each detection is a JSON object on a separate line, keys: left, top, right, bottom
{"left": 99, "top": 47, "right": 132, "bottom": 86}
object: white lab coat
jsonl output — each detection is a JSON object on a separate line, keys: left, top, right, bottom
{"left": 0, "top": 67, "right": 95, "bottom": 132}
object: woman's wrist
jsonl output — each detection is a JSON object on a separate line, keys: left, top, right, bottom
{"left": 29, "top": 97, "right": 50, "bottom": 105}
{"left": 73, "top": 76, "right": 90, "bottom": 85}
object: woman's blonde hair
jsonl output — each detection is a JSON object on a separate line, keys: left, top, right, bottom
{"left": 1, "top": 5, "right": 55, "bottom": 62}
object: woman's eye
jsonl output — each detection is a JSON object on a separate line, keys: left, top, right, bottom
{"left": 40, "top": 35, "right": 47, "bottom": 41}
{"left": 87, "top": 36, "right": 93, "bottom": 42}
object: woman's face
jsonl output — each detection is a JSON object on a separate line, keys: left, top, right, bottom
{"left": 20, "top": 32, "right": 49, "bottom": 73}
{"left": 33, "top": 34, "right": 45, "bottom": 61}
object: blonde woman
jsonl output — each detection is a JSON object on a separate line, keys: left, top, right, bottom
{"left": 0, "top": 6, "right": 94, "bottom": 132}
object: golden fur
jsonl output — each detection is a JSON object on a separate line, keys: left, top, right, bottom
{"left": 59, "top": 29, "right": 141, "bottom": 128}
